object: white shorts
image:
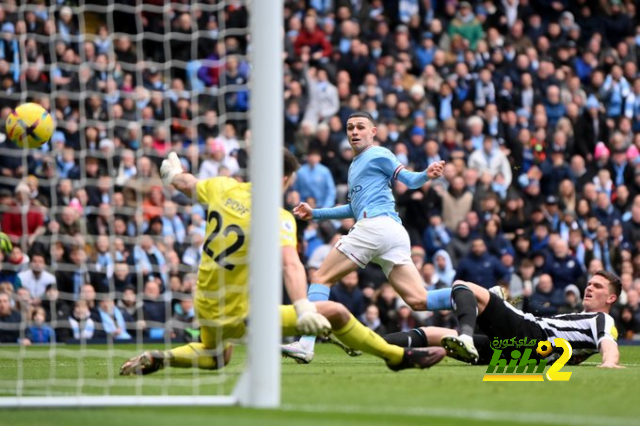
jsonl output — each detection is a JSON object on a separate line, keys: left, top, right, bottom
{"left": 335, "top": 216, "right": 412, "bottom": 277}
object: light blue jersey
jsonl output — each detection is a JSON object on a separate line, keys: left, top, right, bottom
{"left": 313, "top": 146, "right": 429, "bottom": 223}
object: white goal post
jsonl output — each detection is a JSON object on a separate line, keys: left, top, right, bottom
{"left": 0, "top": 0, "right": 282, "bottom": 408}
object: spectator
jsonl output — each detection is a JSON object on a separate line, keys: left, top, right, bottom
{"left": 446, "top": 220, "right": 473, "bottom": 268}
{"left": 437, "top": 175, "right": 473, "bottom": 230}
{"left": 294, "top": 13, "right": 332, "bottom": 59}
{"left": 454, "top": 237, "right": 509, "bottom": 289}
{"left": 68, "top": 300, "right": 95, "bottom": 341}
{"left": 617, "top": 305, "right": 639, "bottom": 340}
{"left": 117, "top": 286, "right": 144, "bottom": 336}
{"left": 171, "top": 296, "right": 199, "bottom": 343}
{"left": 142, "top": 279, "right": 167, "bottom": 339}
{"left": 421, "top": 262, "right": 443, "bottom": 289}
{"left": 98, "top": 298, "right": 131, "bottom": 341}
{"left": 468, "top": 136, "right": 512, "bottom": 188}
{"left": 584, "top": 225, "right": 622, "bottom": 274}
{"left": 448, "top": 2, "right": 483, "bottom": 50}
{"left": 55, "top": 247, "right": 91, "bottom": 301}
{"left": 302, "top": 57, "right": 340, "bottom": 127}
{"left": 422, "top": 215, "right": 451, "bottom": 258}
{"left": 558, "top": 284, "right": 584, "bottom": 315}
{"left": 543, "top": 239, "right": 583, "bottom": 291}
{"left": 0, "top": 291, "right": 28, "bottom": 344}
{"left": 1, "top": 183, "right": 45, "bottom": 246}
{"left": 182, "top": 232, "right": 204, "bottom": 270}
{"left": 360, "top": 304, "right": 387, "bottom": 336}
{"left": 391, "top": 302, "right": 421, "bottom": 333}
{"left": 41, "top": 284, "right": 71, "bottom": 343}
{"left": 482, "top": 218, "right": 512, "bottom": 259}
{"left": 17, "top": 252, "right": 56, "bottom": 301}
{"left": 198, "top": 138, "right": 240, "bottom": 179}
{"left": 293, "top": 150, "right": 336, "bottom": 208}
{"left": 432, "top": 250, "right": 455, "bottom": 287}
{"left": 131, "top": 235, "right": 167, "bottom": 287}
{"left": 330, "top": 271, "right": 366, "bottom": 319}
{"left": 527, "top": 273, "right": 564, "bottom": 317}
{"left": 161, "top": 201, "right": 186, "bottom": 245}
{"left": 26, "top": 307, "right": 55, "bottom": 344}
{"left": 375, "top": 283, "right": 399, "bottom": 331}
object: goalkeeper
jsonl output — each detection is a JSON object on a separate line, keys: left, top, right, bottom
{"left": 120, "top": 150, "right": 445, "bottom": 375}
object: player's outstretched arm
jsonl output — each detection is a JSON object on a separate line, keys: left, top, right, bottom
{"left": 160, "top": 152, "right": 198, "bottom": 198}
{"left": 294, "top": 203, "right": 354, "bottom": 221}
{"left": 598, "top": 339, "right": 624, "bottom": 368}
{"left": 394, "top": 160, "right": 445, "bottom": 189}
{"left": 282, "top": 245, "right": 331, "bottom": 336}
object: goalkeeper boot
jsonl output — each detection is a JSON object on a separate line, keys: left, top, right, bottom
{"left": 119, "top": 350, "right": 167, "bottom": 376}
{"left": 441, "top": 334, "right": 479, "bottom": 365}
{"left": 386, "top": 347, "right": 446, "bottom": 372}
{"left": 326, "top": 334, "right": 363, "bottom": 357}
{"left": 281, "top": 341, "right": 314, "bottom": 364}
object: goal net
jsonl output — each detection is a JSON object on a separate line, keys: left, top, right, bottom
{"left": 0, "top": 0, "right": 282, "bottom": 407}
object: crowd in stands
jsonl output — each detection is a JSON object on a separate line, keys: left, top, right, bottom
{"left": 2, "top": 0, "right": 640, "bottom": 345}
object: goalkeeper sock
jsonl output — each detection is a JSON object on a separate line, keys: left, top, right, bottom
{"left": 165, "top": 343, "right": 219, "bottom": 370}
{"left": 426, "top": 288, "right": 452, "bottom": 310}
{"left": 452, "top": 285, "right": 478, "bottom": 337}
{"left": 383, "top": 328, "right": 428, "bottom": 348}
{"left": 334, "top": 315, "right": 403, "bottom": 366}
{"left": 298, "top": 283, "right": 330, "bottom": 351}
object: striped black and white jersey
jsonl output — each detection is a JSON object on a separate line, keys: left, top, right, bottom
{"left": 535, "top": 312, "right": 618, "bottom": 365}
{"left": 501, "top": 300, "right": 618, "bottom": 365}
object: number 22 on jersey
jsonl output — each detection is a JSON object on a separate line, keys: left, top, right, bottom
{"left": 203, "top": 210, "right": 246, "bottom": 271}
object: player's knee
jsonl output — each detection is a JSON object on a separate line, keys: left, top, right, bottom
{"left": 197, "top": 345, "right": 233, "bottom": 370}
{"left": 453, "top": 280, "right": 473, "bottom": 289}
{"left": 452, "top": 280, "right": 465, "bottom": 288}
{"left": 405, "top": 296, "right": 426, "bottom": 311}
{"left": 316, "top": 301, "right": 350, "bottom": 328}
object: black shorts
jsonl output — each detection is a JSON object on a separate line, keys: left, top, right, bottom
{"left": 477, "top": 293, "right": 547, "bottom": 343}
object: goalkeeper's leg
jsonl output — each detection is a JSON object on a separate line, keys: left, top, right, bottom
{"left": 282, "top": 303, "right": 445, "bottom": 371}
{"left": 282, "top": 248, "right": 359, "bottom": 363}
{"left": 120, "top": 324, "right": 241, "bottom": 375}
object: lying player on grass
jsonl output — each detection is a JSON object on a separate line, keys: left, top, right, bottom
{"left": 120, "top": 150, "right": 445, "bottom": 375}
{"left": 383, "top": 271, "right": 623, "bottom": 368}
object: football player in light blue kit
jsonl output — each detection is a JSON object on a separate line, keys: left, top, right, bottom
{"left": 283, "top": 112, "right": 453, "bottom": 363}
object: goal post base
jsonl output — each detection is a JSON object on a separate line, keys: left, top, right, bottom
{"left": 0, "top": 395, "right": 239, "bottom": 408}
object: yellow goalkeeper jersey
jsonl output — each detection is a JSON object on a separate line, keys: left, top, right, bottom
{"left": 194, "top": 177, "right": 297, "bottom": 326}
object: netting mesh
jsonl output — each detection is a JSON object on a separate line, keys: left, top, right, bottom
{"left": 0, "top": 0, "right": 251, "bottom": 399}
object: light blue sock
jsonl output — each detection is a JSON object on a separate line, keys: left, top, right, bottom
{"left": 427, "top": 288, "right": 453, "bottom": 311}
{"left": 299, "top": 283, "right": 331, "bottom": 350}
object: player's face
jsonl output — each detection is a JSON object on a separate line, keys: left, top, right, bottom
{"left": 283, "top": 172, "right": 296, "bottom": 192}
{"left": 346, "top": 118, "right": 377, "bottom": 154}
{"left": 583, "top": 274, "right": 616, "bottom": 312}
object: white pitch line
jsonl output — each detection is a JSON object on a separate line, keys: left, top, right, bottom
{"left": 281, "top": 403, "right": 638, "bottom": 426}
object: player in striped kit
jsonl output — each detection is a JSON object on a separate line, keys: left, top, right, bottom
{"left": 384, "top": 270, "right": 623, "bottom": 368}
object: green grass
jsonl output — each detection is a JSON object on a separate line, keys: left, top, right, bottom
{"left": 1, "top": 344, "right": 640, "bottom": 426}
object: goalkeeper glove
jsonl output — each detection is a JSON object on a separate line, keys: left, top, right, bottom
{"left": 294, "top": 298, "right": 331, "bottom": 337}
{"left": 0, "top": 232, "right": 12, "bottom": 254}
{"left": 160, "top": 152, "right": 184, "bottom": 186}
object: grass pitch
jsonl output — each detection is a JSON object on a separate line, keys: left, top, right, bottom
{"left": 1, "top": 344, "right": 640, "bottom": 426}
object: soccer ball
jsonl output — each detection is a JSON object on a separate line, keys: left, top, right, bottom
{"left": 5, "top": 103, "right": 55, "bottom": 149}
